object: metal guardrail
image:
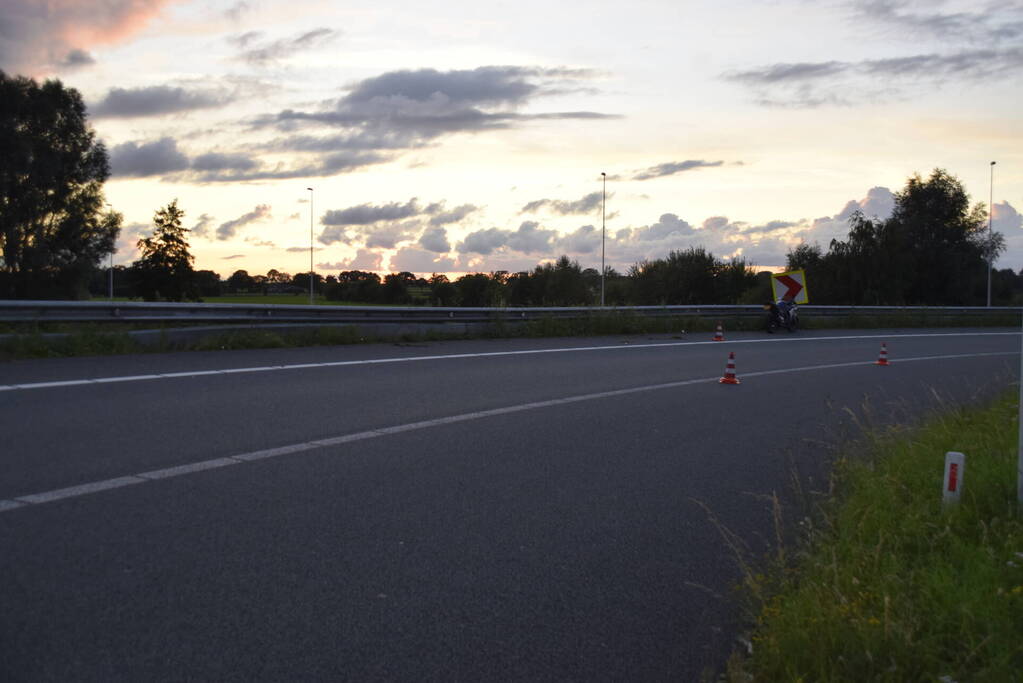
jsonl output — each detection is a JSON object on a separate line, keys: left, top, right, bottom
{"left": 0, "top": 300, "right": 1019, "bottom": 325}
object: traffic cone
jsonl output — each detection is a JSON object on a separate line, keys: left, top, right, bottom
{"left": 719, "top": 352, "right": 740, "bottom": 384}
{"left": 875, "top": 342, "right": 890, "bottom": 366}
{"left": 713, "top": 321, "right": 725, "bottom": 341}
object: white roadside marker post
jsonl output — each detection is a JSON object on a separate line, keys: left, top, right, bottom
{"left": 943, "top": 451, "right": 965, "bottom": 507}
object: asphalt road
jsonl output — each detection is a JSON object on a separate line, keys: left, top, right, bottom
{"left": 1, "top": 328, "right": 1019, "bottom": 681}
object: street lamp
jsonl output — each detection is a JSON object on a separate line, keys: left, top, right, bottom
{"left": 307, "top": 187, "right": 314, "bottom": 305}
{"left": 987, "top": 161, "right": 995, "bottom": 307}
{"left": 105, "top": 203, "right": 114, "bottom": 300}
{"left": 600, "top": 172, "right": 606, "bottom": 307}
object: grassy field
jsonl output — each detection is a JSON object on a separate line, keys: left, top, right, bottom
{"left": 722, "top": 392, "right": 1023, "bottom": 681}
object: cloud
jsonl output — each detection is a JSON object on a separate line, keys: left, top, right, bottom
{"left": 632, "top": 160, "right": 725, "bottom": 181}
{"left": 334, "top": 248, "right": 384, "bottom": 271}
{"left": 458, "top": 227, "right": 508, "bottom": 255}
{"left": 260, "top": 66, "right": 614, "bottom": 145}
{"left": 224, "top": 2, "right": 252, "bottom": 22}
{"left": 222, "top": 254, "right": 246, "bottom": 260}
{"left": 108, "top": 136, "right": 385, "bottom": 182}
{"left": 90, "top": 86, "right": 230, "bottom": 118}
{"left": 216, "top": 204, "right": 271, "bottom": 240}
{"left": 725, "top": 48, "right": 1023, "bottom": 107}
{"left": 109, "top": 137, "right": 190, "bottom": 177}
{"left": 457, "top": 221, "right": 556, "bottom": 255}
{"left": 114, "top": 221, "right": 149, "bottom": 259}
{"left": 521, "top": 191, "right": 604, "bottom": 215}
{"left": 0, "top": 0, "right": 174, "bottom": 75}
{"left": 59, "top": 49, "right": 95, "bottom": 69}
{"left": 191, "top": 152, "right": 260, "bottom": 173}
{"left": 190, "top": 213, "right": 215, "bottom": 239}
{"left": 419, "top": 226, "right": 451, "bottom": 253}
{"left": 506, "top": 221, "right": 557, "bottom": 253}
{"left": 191, "top": 150, "right": 387, "bottom": 182}
{"left": 852, "top": 0, "right": 1023, "bottom": 44}
{"left": 629, "top": 213, "right": 696, "bottom": 241}
{"left": 428, "top": 203, "right": 480, "bottom": 226}
{"left": 235, "top": 27, "right": 339, "bottom": 65}
{"left": 322, "top": 199, "right": 422, "bottom": 227}
{"left": 994, "top": 201, "right": 1022, "bottom": 232}
{"left": 835, "top": 186, "right": 896, "bottom": 221}
{"left": 556, "top": 224, "right": 599, "bottom": 254}
{"left": 390, "top": 247, "right": 457, "bottom": 274}
{"left": 365, "top": 223, "right": 419, "bottom": 249}
{"left": 318, "top": 198, "right": 479, "bottom": 247}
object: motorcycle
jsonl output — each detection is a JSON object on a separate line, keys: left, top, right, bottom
{"left": 764, "top": 299, "right": 798, "bottom": 333}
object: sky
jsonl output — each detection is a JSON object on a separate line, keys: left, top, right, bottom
{"left": 3, "top": 0, "right": 1022, "bottom": 279}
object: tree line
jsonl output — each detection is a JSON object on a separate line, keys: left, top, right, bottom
{"left": 124, "top": 250, "right": 759, "bottom": 307}
{"left": 3, "top": 71, "right": 1020, "bottom": 307}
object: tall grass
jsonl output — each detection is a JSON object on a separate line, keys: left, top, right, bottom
{"left": 723, "top": 393, "right": 1023, "bottom": 681}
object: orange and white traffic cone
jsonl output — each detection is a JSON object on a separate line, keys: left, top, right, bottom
{"left": 875, "top": 342, "right": 890, "bottom": 366}
{"left": 719, "top": 351, "right": 740, "bottom": 384}
{"left": 713, "top": 321, "right": 725, "bottom": 341}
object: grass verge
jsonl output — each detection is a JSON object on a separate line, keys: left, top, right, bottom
{"left": 0, "top": 310, "right": 1017, "bottom": 360}
{"left": 723, "top": 392, "right": 1023, "bottom": 681}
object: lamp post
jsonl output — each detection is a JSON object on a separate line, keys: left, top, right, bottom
{"left": 987, "top": 161, "right": 995, "bottom": 307}
{"left": 307, "top": 187, "right": 314, "bottom": 305}
{"left": 106, "top": 203, "right": 114, "bottom": 300}
{"left": 600, "top": 172, "right": 606, "bottom": 307}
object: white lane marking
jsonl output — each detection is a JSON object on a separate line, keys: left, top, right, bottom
{"left": 137, "top": 457, "right": 241, "bottom": 480}
{"left": 13, "top": 476, "right": 147, "bottom": 505}
{"left": 0, "top": 349, "right": 1016, "bottom": 515}
{"left": 0, "top": 331, "right": 1018, "bottom": 394}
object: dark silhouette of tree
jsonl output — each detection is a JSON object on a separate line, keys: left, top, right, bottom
{"left": 630, "top": 247, "right": 721, "bottom": 304}
{"left": 454, "top": 273, "right": 496, "bottom": 306}
{"left": 291, "top": 272, "right": 323, "bottom": 295}
{"left": 132, "top": 200, "right": 197, "bottom": 301}
{"left": 0, "top": 71, "right": 121, "bottom": 299}
{"left": 429, "top": 274, "right": 457, "bottom": 306}
{"left": 715, "top": 258, "right": 759, "bottom": 304}
{"left": 791, "top": 169, "right": 1001, "bottom": 305}
{"left": 226, "top": 269, "right": 255, "bottom": 292}
{"left": 382, "top": 271, "right": 416, "bottom": 304}
{"left": 194, "top": 270, "right": 223, "bottom": 298}
{"left": 326, "top": 270, "right": 381, "bottom": 302}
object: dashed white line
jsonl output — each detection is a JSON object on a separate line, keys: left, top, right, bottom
{"left": 1, "top": 349, "right": 1016, "bottom": 515}
{"left": 13, "top": 476, "right": 147, "bottom": 505}
{"left": 0, "top": 331, "right": 1017, "bottom": 393}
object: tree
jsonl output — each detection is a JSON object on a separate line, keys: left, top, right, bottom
{"left": 226, "top": 269, "right": 255, "bottom": 292}
{"left": 132, "top": 200, "right": 197, "bottom": 301}
{"left": 818, "top": 169, "right": 991, "bottom": 305}
{"left": 382, "top": 271, "right": 416, "bottom": 304}
{"left": 194, "top": 270, "right": 223, "bottom": 298}
{"left": 429, "top": 274, "right": 457, "bottom": 306}
{"left": 327, "top": 270, "right": 381, "bottom": 302}
{"left": 0, "top": 71, "right": 121, "bottom": 299}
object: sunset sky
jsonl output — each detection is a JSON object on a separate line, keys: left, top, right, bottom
{"left": 4, "top": 0, "right": 1021, "bottom": 279}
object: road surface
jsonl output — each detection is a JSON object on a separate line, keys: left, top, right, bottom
{"left": 1, "top": 328, "right": 1018, "bottom": 681}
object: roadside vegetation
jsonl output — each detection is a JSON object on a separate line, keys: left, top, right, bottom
{"left": 2, "top": 311, "right": 1018, "bottom": 361}
{"left": 721, "top": 392, "right": 1023, "bottom": 681}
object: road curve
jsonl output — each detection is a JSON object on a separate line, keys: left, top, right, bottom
{"left": 1, "top": 328, "right": 1019, "bottom": 681}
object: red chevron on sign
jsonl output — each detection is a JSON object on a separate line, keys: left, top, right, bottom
{"left": 775, "top": 275, "right": 803, "bottom": 300}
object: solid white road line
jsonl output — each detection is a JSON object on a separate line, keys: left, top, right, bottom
{"left": 0, "top": 331, "right": 1018, "bottom": 393}
{"left": 0, "top": 350, "right": 1015, "bottom": 515}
